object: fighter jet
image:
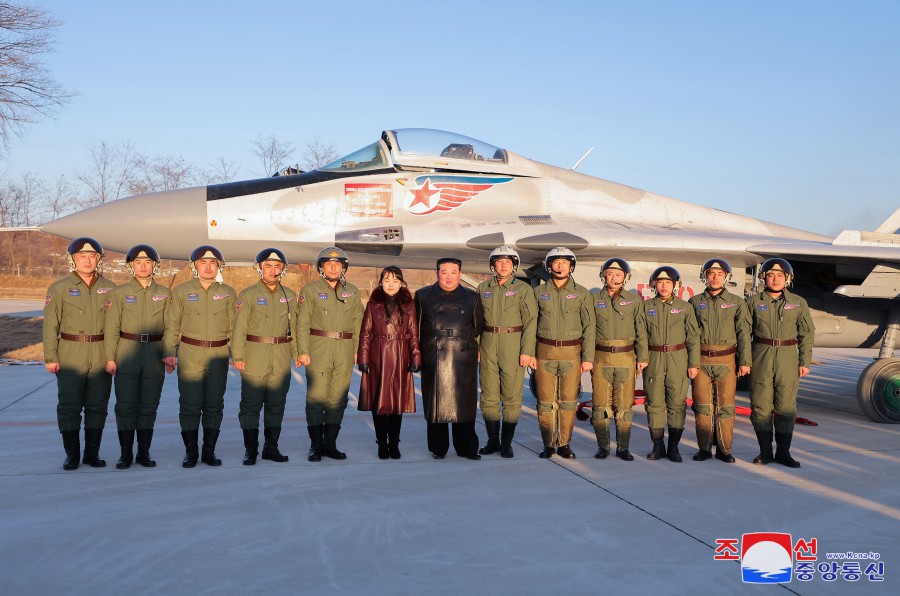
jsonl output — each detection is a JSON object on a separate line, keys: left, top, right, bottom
{"left": 38, "top": 128, "right": 900, "bottom": 423}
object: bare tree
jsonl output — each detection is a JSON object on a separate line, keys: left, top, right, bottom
{"left": 251, "top": 134, "right": 294, "bottom": 177}
{"left": 127, "top": 152, "right": 196, "bottom": 194}
{"left": 300, "top": 134, "right": 338, "bottom": 171}
{"left": 202, "top": 156, "right": 240, "bottom": 184}
{"left": 0, "top": 171, "right": 44, "bottom": 272}
{"left": 0, "top": 2, "right": 73, "bottom": 154}
{"left": 45, "top": 172, "right": 75, "bottom": 220}
{"left": 75, "top": 139, "right": 135, "bottom": 207}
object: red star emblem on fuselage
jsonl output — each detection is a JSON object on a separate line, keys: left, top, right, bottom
{"left": 408, "top": 178, "right": 440, "bottom": 209}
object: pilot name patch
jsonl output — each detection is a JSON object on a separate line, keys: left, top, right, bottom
{"left": 213, "top": 294, "right": 229, "bottom": 300}
{"left": 483, "top": 291, "right": 492, "bottom": 298}
{"left": 540, "top": 294, "right": 551, "bottom": 301}
{"left": 68, "top": 288, "right": 80, "bottom": 296}
{"left": 784, "top": 304, "right": 799, "bottom": 310}
{"left": 152, "top": 295, "right": 167, "bottom": 301}
{"left": 318, "top": 293, "right": 328, "bottom": 300}
{"left": 125, "top": 295, "right": 137, "bottom": 303}
{"left": 697, "top": 303, "right": 708, "bottom": 310}
{"left": 757, "top": 303, "right": 768, "bottom": 311}
{"left": 647, "top": 309, "right": 657, "bottom": 316}
{"left": 188, "top": 294, "right": 200, "bottom": 302}
{"left": 257, "top": 297, "right": 267, "bottom": 305}
{"left": 597, "top": 301, "right": 607, "bottom": 309}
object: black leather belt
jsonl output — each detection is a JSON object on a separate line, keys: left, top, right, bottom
{"left": 119, "top": 331, "right": 163, "bottom": 343}
{"left": 649, "top": 343, "right": 685, "bottom": 352}
{"left": 538, "top": 337, "right": 582, "bottom": 347}
{"left": 700, "top": 346, "right": 737, "bottom": 357}
{"left": 595, "top": 343, "right": 635, "bottom": 353}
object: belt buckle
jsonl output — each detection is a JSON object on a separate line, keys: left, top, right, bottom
{"left": 140, "top": 333, "right": 149, "bottom": 343}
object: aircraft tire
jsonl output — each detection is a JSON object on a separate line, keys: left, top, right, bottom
{"left": 856, "top": 358, "right": 900, "bottom": 424}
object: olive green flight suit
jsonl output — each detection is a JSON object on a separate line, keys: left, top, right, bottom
{"left": 43, "top": 273, "right": 117, "bottom": 432}
{"left": 533, "top": 278, "right": 595, "bottom": 448}
{"left": 642, "top": 295, "right": 700, "bottom": 429}
{"left": 296, "top": 278, "right": 363, "bottom": 426}
{"left": 477, "top": 277, "right": 537, "bottom": 424}
{"left": 163, "top": 278, "right": 236, "bottom": 431}
{"left": 590, "top": 288, "right": 648, "bottom": 452}
{"left": 232, "top": 281, "right": 299, "bottom": 429}
{"left": 689, "top": 289, "right": 752, "bottom": 454}
{"left": 104, "top": 278, "right": 170, "bottom": 431}
{"left": 746, "top": 289, "right": 815, "bottom": 434}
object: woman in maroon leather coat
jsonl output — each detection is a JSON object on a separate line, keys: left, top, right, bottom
{"left": 357, "top": 267, "right": 421, "bottom": 459}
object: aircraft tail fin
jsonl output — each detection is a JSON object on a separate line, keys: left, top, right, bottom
{"left": 874, "top": 207, "right": 900, "bottom": 234}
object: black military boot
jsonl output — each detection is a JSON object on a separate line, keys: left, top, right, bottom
{"left": 82, "top": 428, "right": 106, "bottom": 467}
{"left": 594, "top": 447, "right": 609, "bottom": 459}
{"left": 538, "top": 446, "right": 555, "bottom": 458}
{"left": 752, "top": 430, "right": 774, "bottom": 465}
{"left": 116, "top": 429, "right": 135, "bottom": 469}
{"left": 135, "top": 429, "right": 156, "bottom": 467}
{"left": 387, "top": 415, "right": 402, "bottom": 460}
{"left": 180, "top": 430, "right": 199, "bottom": 468}
{"left": 323, "top": 423, "right": 347, "bottom": 460}
{"left": 774, "top": 432, "right": 801, "bottom": 468}
{"left": 500, "top": 422, "right": 517, "bottom": 458}
{"left": 715, "top": 449, "right": 736, "bottom": 463}
{"left": 693, "top": 449, "right": 713, "bottom": 461}
{"left": 373, "top": 415, "right": 389, "bottom": 460}
{"left": 479, "top": 420, "right": 501, "bottom": 455}
{"left": 666, "top": 427, "right": 684, "bottom": 462}
{"left": 616, "top": 449, "right": 634, "bottom": 461}
{"left": 556, "top": 445, "right": 576, "bottom": 459}
{"left": 646, "top": 428, "right": 667, "bottom": 460}
{"left": 242, "top": 428, "right": 259, "bottom": 465}
{"left": 261, "top": 427, "right": 289, "bottom": 462}
{"left": 201, "top": 428, "right": 222, "bottom": 466}
{"left": 61, "top": 430, "right": 80, "bottom": 471}
{"left": 307, "top": 425, "right": 323, "bottom": 462}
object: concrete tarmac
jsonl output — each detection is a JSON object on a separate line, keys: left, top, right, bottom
{"left": 0, "top": 348, "right": 896, "bottom": 594}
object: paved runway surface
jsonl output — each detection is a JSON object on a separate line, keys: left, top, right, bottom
{"left": 0, "top": 348, "right": 896, "bottom": 594}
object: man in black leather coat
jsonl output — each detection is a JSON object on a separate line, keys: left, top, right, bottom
{"left": 415, "top": 258, "right": 485, "bottom": 460}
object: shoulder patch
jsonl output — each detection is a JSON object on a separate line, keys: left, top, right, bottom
{"left": 298, "top": 295, "right": 305, "bottom": 303}
{"left": 45, "top": 294, "right": 52, "bottom": 306}
{"left": 236, "top": 300, "right": 243, "bottom": 311}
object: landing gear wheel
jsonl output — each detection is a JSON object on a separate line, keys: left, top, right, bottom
{"left": 856, "top": 358, "right": 900, "bottom": 423}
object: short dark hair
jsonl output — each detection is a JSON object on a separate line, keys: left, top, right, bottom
{"left": 436, "top": 257, "right": 462, "bottom": 271}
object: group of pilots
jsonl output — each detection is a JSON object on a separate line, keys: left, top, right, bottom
{"left": 43, "top": 237, "right": 814, "bottom": 471}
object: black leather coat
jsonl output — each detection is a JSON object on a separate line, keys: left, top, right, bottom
{"left": 415, "top": 283, "right": 484, "bottom": 423}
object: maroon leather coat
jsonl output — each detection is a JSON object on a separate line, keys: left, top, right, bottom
{"left": 357, "top": 287, "right": 421, "bottom": 415}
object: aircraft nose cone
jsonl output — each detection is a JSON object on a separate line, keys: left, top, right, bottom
{"left": 43, "top": 186, "right": 208, "bottom": 259}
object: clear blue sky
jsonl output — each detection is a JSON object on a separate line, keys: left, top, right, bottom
{"left": 4, "top": 0, "right": 899, "bottom": 235}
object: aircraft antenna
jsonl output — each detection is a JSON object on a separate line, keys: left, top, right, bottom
{"left": 571, "top": 147, "right": 594, "bottom": 171}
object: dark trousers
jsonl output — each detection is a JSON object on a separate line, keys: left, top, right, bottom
{"left": 427, "top": 421, "right": 479, "bottom": 457}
